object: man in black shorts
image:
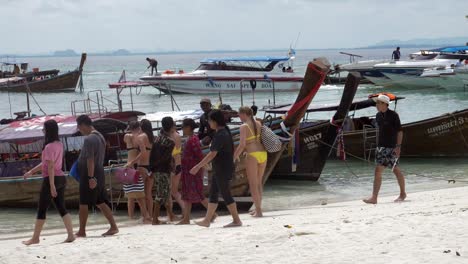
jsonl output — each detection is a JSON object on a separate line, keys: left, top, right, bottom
{"left": 364, "top": 95, "right": 406, "bottom": 204}
{"left": 75, "top": 115, "right": 118, "bottom": 237}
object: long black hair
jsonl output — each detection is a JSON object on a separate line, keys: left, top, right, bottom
{"left": 208, "top": 110, "right": 233, "bottom": 147}
{"left": 140, "top": 119, "right": 154, "bottom": 143}
{"left": 43, "top": 119, "right": 59, "bottom": 149}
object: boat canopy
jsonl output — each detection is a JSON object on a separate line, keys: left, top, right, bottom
{"left": 425, "top": 46, "right": 468, "bottom": 53}
{"left": 0, "top": 115, "right": 128, "bottom": 144}
{"left": 264, "top": 97, "right": 405, "bottom": 114}
{"left": 200, "top": 56, "right": 291, "bottom": 63}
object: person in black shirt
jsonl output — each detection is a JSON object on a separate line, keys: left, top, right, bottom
{"left": 392, "top": 47, "right": 401, "bottom": 60}
{"left": 190, "top": 110, "right": 242, "bottom": 228}
{"left": 198, "top": 97, "right": 215, "bottom": 146}
{"left": 146, "top": 57, "right": 158, "bottom": 76}
{"left": 150, "top": 117, "right": 177, "bottom": 224}
{"left": 364, "top": 95, "right": 406, "bottom": 204}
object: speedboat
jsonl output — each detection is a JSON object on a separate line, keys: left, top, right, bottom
{"left": 337, "top": 45, "right": 468, "bottom": 89}
{"left": 140, "top": 53, "right": 303, "bottom": 94}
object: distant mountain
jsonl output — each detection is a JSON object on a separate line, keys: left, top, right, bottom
{"left": 111, "top": 49, "right": 132, "bottom": 56}
{"left": 368, "top": 37, "right": 468, "bottom": 48}
{"left": 53, "top": 49, "right": 79, "bottom": 57}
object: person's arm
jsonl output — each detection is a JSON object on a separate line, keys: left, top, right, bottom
{"left": 190, "top": 151, "right": 217, "bottom": 175}
{"left": 24, "top": 162, "right": 42, "bottom": 179}
{"left": 233, "top": 125, "right": 247, "bottom": 161}
{"left": 47, "top": 160, "right": 57, "bottom": 197}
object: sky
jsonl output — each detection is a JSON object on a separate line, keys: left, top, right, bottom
{"left": 2, "top": 0, "right": 468, "bottom": 54}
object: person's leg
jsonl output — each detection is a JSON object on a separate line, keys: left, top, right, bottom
{"left": 246, "top": 156, "right": 262, "bottom": 217}
{"left": 363, "top": 165, "right": 385, "bottom": 204}
{"left": 152, "top": 200, "right": 164, "bottom": 225}
{"left": 393, "top": 166, "right": 407, "bottom": 202}
{"left": 177, "top": 201, "right": 191, "bottom": 225}
{"left": 136, "top": 197, "right": 151, "bottom": 223}
{"left": 144, "top": 175, "right": 154, "bottom": 218}
{"left": 200, "top": 198, "right": 218, "bottom": 222}
{"left": 96, "top": 202, "right": 119, "bottom": 236}
{"left": 53, "top": 179, "right": 74, "bottom": 242}
{"left": 76, "top": 205, "right": 89, "bottom": 237}
{"left": 196, "top": 175, "right": 219, "bottom": 227}
{"left": 127, "top": 197, "right": 135, "bottom": 219}
{"left": 23, "top": 180, "right": 50, "bottom": 245}
{"left": 171, "top": 172, "right": 185, "bottom": 212}
{"left": 217, "top": 172, "right": 242, "bottom": 227}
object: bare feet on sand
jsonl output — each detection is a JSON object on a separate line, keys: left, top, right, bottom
{"left": 211, "top": 213, "right": 218, "bottom": 223}
{"left": 22, "top": 238, "right": 39, "bottom": 246}
{"left": 223, "top": 221, "right": 242, "bottom": 228}
{"left": 152, "top": 219, "right": 167, "bottom": 225}
{"left": 102, "top": 227, "right": 119, "bottom": 237}
{"left": 394, "top": 194, "right": 407, "bottom": 203}
{"left": 363, "top": 197, "right": 377, "bottom": 204}
{"left": 64, "top": 236, "right": 76, "bottom": 243}
{"left": 195, "top": 220, "right": 211, "bottom": 228}
{"left": 176, "top": 220, "right": 190, "bottom": 225}
{"left": 252, "top": 212, "right": 263, "bottom": 217}
{"left": 75, "top": 231, "right": 86, "bottom": 238}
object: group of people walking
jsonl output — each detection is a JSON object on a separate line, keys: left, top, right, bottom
{"left": 21, "top": 94, "right": 406, "bottom": 245}
{"left": 22, "top": 97, "right": 270, "bottom": 245}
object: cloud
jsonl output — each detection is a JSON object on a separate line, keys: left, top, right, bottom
{"left": 0, "top": 0, "right": 467, "bottom": 54}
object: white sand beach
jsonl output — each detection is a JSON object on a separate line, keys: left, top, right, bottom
{"left": 1, "top": 186, "right": 467, "bottom": 264}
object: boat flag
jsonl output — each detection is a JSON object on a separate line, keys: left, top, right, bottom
{"left": 118, "top": 70, "right": 126, "bottom": 83}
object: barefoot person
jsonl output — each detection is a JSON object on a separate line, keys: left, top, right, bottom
{"left": 75, "top": 115, "right": 118, "bottom": 237}
{"left": 123, "top": 121, "right": 151, "bottom": 223}
{"left": 178, "top": 119, "right": 212, "bottom": 225}
{"left": 169, "top": 119, "right": 185, "bottom": 214}
{"left": 234, "top": 106, "right": 267, "bottom": 217}
{"left": 151, "top": 117, "right": 177, "bottom": 224}
{"left": 190, "top": 110, "right": 242, "bottom": 228}
{"left": 23, "top": 120, "right": 74, "bottom": 245}
{"left": 363, "top": 95, "right": 406, "bottom": 204}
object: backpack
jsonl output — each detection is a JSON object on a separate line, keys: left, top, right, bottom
{"left": 149, "top": 134, "right": 175, "bottom": 173}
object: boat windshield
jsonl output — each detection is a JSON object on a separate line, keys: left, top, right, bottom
{"left": 195, "top": 61, "right": 279, "bottom": 72}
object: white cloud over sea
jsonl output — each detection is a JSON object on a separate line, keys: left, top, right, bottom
{"left": 1, "top": 0, "right": 467, "bottom": 54}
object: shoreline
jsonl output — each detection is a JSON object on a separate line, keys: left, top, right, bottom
{"left": 1, "top": 186, "right": 467, "bottom": 263}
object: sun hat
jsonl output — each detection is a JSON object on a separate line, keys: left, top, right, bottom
{"left": 200, "top": 97, "right": 211, "bottom": 104}
{"left": 375, "top": 94, "right": 390, "bottom": 105}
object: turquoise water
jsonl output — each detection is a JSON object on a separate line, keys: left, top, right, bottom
{"left": 1, "top": 48, "right": 468, "bottom": 235}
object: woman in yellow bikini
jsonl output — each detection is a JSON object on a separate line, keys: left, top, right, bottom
{"left": 168, "top": 120, "right": 185, "bottom": 214}
{"left": 234, "top": 106, "right": 267, "bottom": 217}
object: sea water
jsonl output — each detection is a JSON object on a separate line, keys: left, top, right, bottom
{"left": 1, "top": 48, "right": 468, "bottom": 235}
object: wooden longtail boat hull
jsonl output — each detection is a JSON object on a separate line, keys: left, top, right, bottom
{"left": 0, "top": 54, "right": 86, "bottom": 93}
{"left": 271, "top": 72, "right": 361, "bottom": 181}
{"left": 0, "top": 58, "right": 330, "bottom": 207}
{"left": 341, "top": 109, "right": 468, "bottom": 158}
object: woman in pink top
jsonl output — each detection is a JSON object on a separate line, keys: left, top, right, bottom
{"left": 22, "top": 120, "right": 74, "bottom": 245}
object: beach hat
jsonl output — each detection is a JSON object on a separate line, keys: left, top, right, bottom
{"left": 200, "top": 97, "right": 211, "bottom": 104}
{"left": 376, "top": 94, "right": 390, "bottom": 105}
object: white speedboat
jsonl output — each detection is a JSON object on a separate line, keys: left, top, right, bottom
{"left": 337, "top": 46, "right": 468, "bottom": 88}
{"left": 420, "top": 66, "right": 465, "bottom": 90}
{"left": 140, "top": 55, "right": 303, "bottom": 94}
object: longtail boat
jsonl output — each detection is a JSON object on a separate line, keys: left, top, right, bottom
{"left": 0, "top": 53, "right": 86, "bottom": 93}
{"left": 265, "top": 72, "right": 361, "bottom": 181}
{"left": 0, "top": 58, "right": 331, "bottom": 207}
